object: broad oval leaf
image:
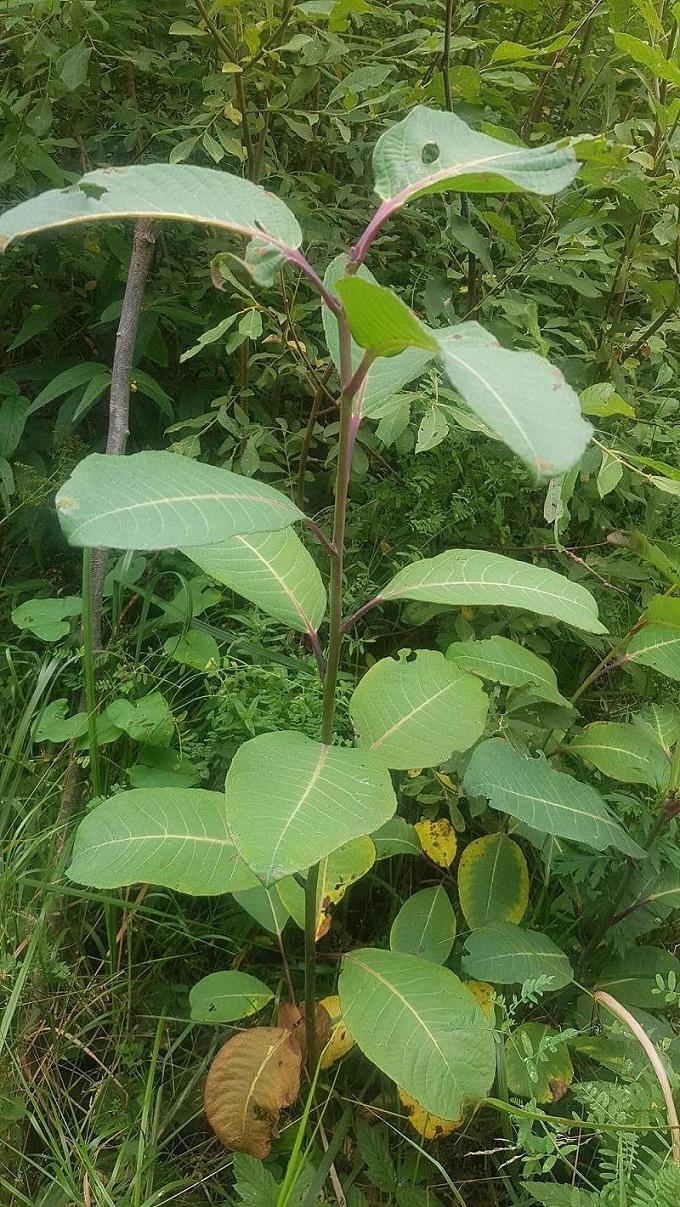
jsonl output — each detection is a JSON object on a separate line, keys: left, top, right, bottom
{"left": 447, "top": 635, "right": 568, "bottom": 706}
{"left": 225, "top": 731, "right": 396, "bottom": 884}
{"left": 189, "top": 971, "right": 273, "bottom": 1024}
{"left": 504, "top": 1023, "right": 574, "bottom": 1103}
{"left": 0, "top": 163, "right": 302, "bottom": 285}
{"left": 390, "top": 886, "right": 456, "bottom": 964}
{"left": 462, "top": 923, "right": 573, "bottom": 990}
{"left": 380, "top": 549, "right": 605, "bottom": 634}
{"left": 183, "top": 528, "right": 326, "bottom": 635}
{"left": 371, "top": 107, "right": 579, "bottom": 207}
{"left": 350, "top": 650, "right": 488, "bottom": 769}
{"left": 595, "top": 946, "right": 680, "bottom": 1009}
{"left": 339, "top": 947, "right": 496, "bottom": 1119}
{"left": 415, "top": 817, "right": 458, "bottom": 868}
{"left": 464, "top": 739, "right": 644, "bottom": 858}
{"left": 56, "top": 451, "right": 302, "bottom": 550}
{"left": 627, "top": 623, "right": 680, "bottom": 681}
{"left": 569, "top": 722, "right": 669, "bottom": 788}
{"left": 457, "top": 833, "right": 529, "bottom": 929}
{"left": 335, "top": 276, "right": 437, "bottom": 357}
{"left": 204, "top": 1026, "right": 301, "bottom": 1157}
{"left": 67, "top": 788, "right": 257, "bottom": 895}
{"left": 437, "top": 322, "right": 591, "bottom": 478}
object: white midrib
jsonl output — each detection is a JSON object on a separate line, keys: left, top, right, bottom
{"left": 442, "top": 344, "right": 534, "bottom": 464}
{"left": 61, "top": 491, "right": 292, "bottom": 538}
{"left": 240, "top": 1031, "right": 293, "bottom": 1140}
{"left": 348, "top": 956, "right": 455, "bottom": 1077}
{"left": 266, "top": 744, "right": 331, "bottom": 877}
{"left": 370, "top": 681, "right": 454, "bottom": 749}
{"left": 234, "top": 534, "right": 313, "bottom": 633}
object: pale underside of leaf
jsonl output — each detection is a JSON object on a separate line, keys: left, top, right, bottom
{"left": 462, "top": 923, "right": 573, "bottom": 989}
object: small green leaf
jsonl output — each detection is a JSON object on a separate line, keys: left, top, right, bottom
{"left": 458, "top": 833, "right": 529, "bottom": 929}
{"left": 371, "top": 818, "right": 422, "bottom": 859}
{"left": 34, "top": 699, "right": 88, "bottom": 743}
{"left": 446, "top": 636, "right": 568, "bottom": 705}
{"left": 59, "top": 42, "right": 91, "bottom": 91}
{"left": 11, "top": 596, "right": 81, "bottom": 641}
{"left": 55, "top": 452, "right": 302, "bottom": 550}
{"left": 350, "top": 650, "right": 488, "bottom": 769}
{"left": 462, "top": 923, "right": 573, "bottom": 990}
{"left": 107, "top": 692, "right": 173, "bottom": 747}
{"left": 232, "top": 884, "right": 291, "bottom": 936}
{"left": 390, "top": 886, "right": 456, "bottom": 964}
{"left": 68, "top": 788, "right": 257, "bottom": 895}
{"left": 627, "top": 624, "right": 680, "bottom": 681}
{"left": 597, "top": 451, "right": 623, "bottom": 498}
{"left": 569, "top": 722, "right": 669, "bottom": 788}
{"left": 339, "top": 948, "right": 496, "bottom": 1119}
{"left": 380, "top": 549, "right": 605, "bottom": 633}
{"left": 465, "top": 739, "right": 644, "bottom": 858}
{"left": 189, "top": 971, "right": 273, "bottom": 1023}
{"left": 579, "top": 382, "right": 635, "bottom": 418}
{"left": 225, "top": 731, "right": 396, "bottom": 884}
{"left": 613, "top": 30, "right": 680, "bottom": 87}
{"left": 335, "top": 277, "right": 437, "bottom": 357}
{"left": 505, "top": 1023, "right": 573, "bottom": 1103}
{"left": 163, "top": 629, "right": 220, "bottom": 670}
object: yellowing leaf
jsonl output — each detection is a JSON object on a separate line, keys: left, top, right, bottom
{"left": 319, "top": 994, "right": 355, "bottom": 1069}
{"left": 415, "top": 818, "right": 457, "bottom": 868}
{"left": 464, "top": 981, "right": 495, "bottom": 1019}
{"left": 204, "top": 1026, "right": 301, "bottom": 1156}
{"left": 398, "top": 1088, "right": 461, "bottom": 1140}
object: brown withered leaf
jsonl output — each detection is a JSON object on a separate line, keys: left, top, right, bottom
{"left": 204, "top": 1026, "right": 301, "bottom": 1157}
{"left": 276, "top": 1002, "right": 331, "bottom": 1065}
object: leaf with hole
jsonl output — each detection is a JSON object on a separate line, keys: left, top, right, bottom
{"left": 204, "top": 1026, "right": 301, "bottom": 1156}
{"left": 380, "top": 550, "right": 605, "bottom": 633}
{"left": 462, "top": 923, "right": 573, "bottom": 990}
{"left": 0, "top": 163, "right": 302, "bottom": 286}
{"left": 350, "top": 650, "right": 488, "bottom": 769}
{"left": 458, "top": 833, "right": 529, "bottom": 929}
{"left": 190, "top": 971, "right": 273, "bottom": 1024}
{"left": 225, "top": 731, "right": 396, "bottom": 884}
{"left": 56, "top": 451, "right": 302, "bottom": 550}
{"left": 464, "top": 739, "right": 644, "bottom": 857}
{"left": 339, "top": 947, "right": 496, "bottom": 1119}
{"left": 568, "top": 722, "right": 669, "bottom": 788}
{"left": 390, "top": 886, "right": 456, "bottom": 964}
{"left": 183, "top": 527, "right": 325, "bottom": 635}
{"left": 68, "top": 788, "right": 257, "bottom": 895}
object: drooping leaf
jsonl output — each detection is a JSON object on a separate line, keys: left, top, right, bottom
{"left": 183, "top": 528, "right": 326, "bottom": 635}
{"left": 315, "top": 836, "right": 376, "bottom": 938}
{"left": 56, "top": 452, "right": 302, "bottom": 550}
{"left": 464, "top": 739, "right": 644, "bottom": 858}
{"left": 379, "top": 550, "right": 605, "bottom": 633}
{"left": 335, "top": 277, "right": 437, "bottom": 357}
{"left": 415, "top": 818, "right": 458, "bottom": 868}
{"left": 225, "top": 731, "right": 396, "bottom": 884}
{"left": 390, "top": 886, "right": 456, "bottom": 964}
{"left": 350, "top": 650, "right": 488, "bottom": 769}
{"left": 0, "top": 163, "right": 302, "bottom": 285}
{"left": 189, "top": 971, "right": 273, "bottom": 1024}
{"left": 595, "top": 946, "right": 680, "bottom": 1009}
{"left": 371, "top": 817, "right": 422, "bottom": 859}
{"left": 204, "top": 1027, "right": 301, "bottom": 1156}
{"left": 462, "top": 923, "right": 573, "bottom": 990}
{"left": 339, "top": 948, "right": 496, "bottom": 1118}
{"left": 568, "top": 722, "right": 669, "bottom": 788}
{"left": 627, "top": 624, "right": 680, "bottom": 681}
{"left": 370, "top": 107, "right": 579, "bottom": 208}
{"left": 457, "top": 833, "right": 529, "bottom": 929}
{"left": 232, "top": 884, "right": 291, "bottom": 936}
{"left": 446, "top": 636, "right": 569, "bottom": 705}
{"left": 504, "top": 1023, "right": 574, "bottom": 1103}
{"left": 67, "top": 788, "right": 257, "bottom": 895}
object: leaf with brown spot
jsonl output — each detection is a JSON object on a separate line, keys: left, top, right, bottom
{"left": 276, "top": 1002, "right": 331, "bottom": 1065}
{"left": 204, "top": 1026, "right": 301, "bottom": 1157}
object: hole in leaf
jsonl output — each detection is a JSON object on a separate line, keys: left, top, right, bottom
{"left": 421, "top": 142, "right": 440, "bottom": 165}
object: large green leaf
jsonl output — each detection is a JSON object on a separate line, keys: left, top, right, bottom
{"left": 595, "top": 946, "right": 680, "bottom": 1009}
{"left": 0, "top": 163, "right": 302, "bottom": 286}
{"left": 457, "top": 833, "right": 529, "bottom": 929}
{"left": 339, "top": 947, "right": 496, "bottom": 1118}
{"left": 225, "top": 731, "right": 396, "bottom": 884}
{"left": 633, "top": 702, "right": 680, "bottom": 753}
{"left": 627, "top": 624, "right": 680, "bottom": 681}
{"left": 371, "top": 107, "right": 579, "bottom": 206}
{"left": 568, "top": 722, "right": 669, "bottom": 788}
{"left": 464, "top": 739, "right": 644, "bottom": 858}
{"left": 446, "top": 636, "right": 568, "bottom": 706}
{"left": 436, "top": 322, "right": 591, "bottom": 478}
{"left": 183, "top": 528, "right": 326, "bottom": 635}
{"left": 350, "top": 650, "right": 488, "bottom": 769}
{"left": 67, "top": 788, "right": 257, "bottom": 895}
{"left": 389, "top": 886, "right": 456, "bottom": 964}
{"left": 613, "top": 864, "right": 680, "bottom": 939}
{"left": 56, "top": 452, "right": 302, "bottom": 550}
{"left": 462, "top": 923, "right": 573, "bottom": 990}
{"left": 380, "top": 550, "right": 605, "bottom": 634}
{"left": 323, "top": 255, "right": 432, "bottom": 416}
{"left": 189, "top": 971, "right": 273, "bottom": 1024}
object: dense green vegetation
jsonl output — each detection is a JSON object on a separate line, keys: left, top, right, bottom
{"left": 3, "top": 2, "right": 680, "bottom": 1204}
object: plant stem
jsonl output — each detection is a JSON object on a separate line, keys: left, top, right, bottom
{"left": 81, "top": 549, "right": 102, "bottom": 798}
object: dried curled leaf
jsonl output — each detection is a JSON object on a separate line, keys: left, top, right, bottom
{"left": 276, "top": 1002, "right": 332, "bottom": 1065}
{"left": 319, "top": 994, "right": 355, "bottom": 1069}
{"left": 204, "top": 1026, "right": 301, "bottom": 1157}
{"left": 415, "top": 817, "right": 457, "bottom": 868}
{"left": 398, "top": 1088, "right": 462, "bottom": 1140}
